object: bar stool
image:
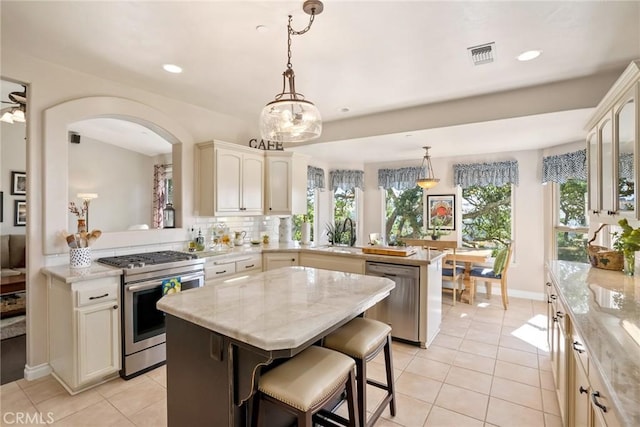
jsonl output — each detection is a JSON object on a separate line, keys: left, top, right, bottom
{"left": 323, "top": 317, "right": 396, "bottom": 427}
{"left": 252, "top": 345, "right": 359, "bottom": 427}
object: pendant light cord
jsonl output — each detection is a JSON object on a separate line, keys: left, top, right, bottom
{"left": 286, "top": 8, "right": 317, "bottom": 69}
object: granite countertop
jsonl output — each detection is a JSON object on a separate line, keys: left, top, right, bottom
{"left": 157, "top": 266, "right": 395, "bottom": 351}
{"left": 41, "top": 263, "right": 122, "bottom": 284}
{"left": 547, "top": 260, "right": 640, "bottom": 426}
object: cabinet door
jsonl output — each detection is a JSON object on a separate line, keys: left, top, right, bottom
{"left": 572, "top": 351, "right": 590, "bottom": 427}
{"left": 215, "top": 148, "right": 243, "bottom": 213}
{"left": 266, "top": 157, "right": 292, "bottom": 214}
{"left": 588, "top": 132, "right": 600, "bottom": 214}
{"left": 242, "top": 153, "right": 264, "bottom": 214}
{"left": 552, "top": 305, "right": 569, "bottom": 423}
{"left": 615, "top": 95, "right": 636, "bottom": 217}
{"left": 263, "top": 253, "right": 299, "bottom": 271}
{"left": 76, "top": 302, "right": 120, "bottom": 384}
{"left": 600, "top": 116, "right": 615, "bottom": 214}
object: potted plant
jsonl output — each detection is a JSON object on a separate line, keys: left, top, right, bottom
{"left": 429, "top": 217, "right": 450, "bottom": 240}
{"left": 613, "top": 218, "right": 640, "bottom": 275}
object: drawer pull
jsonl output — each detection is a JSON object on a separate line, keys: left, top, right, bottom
{"left": 545, "top": 281, "right": 551, "bottom": 287}
{"left": 556, "top": 311, "right": 564, "bottom": 318}
{"left": 550, "top": 294, "right": 557, "bottom": 300}
{"left": 244, "top": 264, "right": 255, "bottom": 269}
{"left": 216, "top": 270, "right": 227, "bottom": 275}
{"left": 573, "top": 341, "right": 585, "bottom": 353}
{"left": 579, "top": 386, "right": 588, "bottom": 394}
{"left": 89, "top": 293, "right": 109, "bottom": 300}
{"left": 591, "top": 391, "right": 607, "bottom": 413}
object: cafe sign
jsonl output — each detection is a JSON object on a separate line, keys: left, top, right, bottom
{"left": 248, "top": 139, "right": 284, "bottom": 151}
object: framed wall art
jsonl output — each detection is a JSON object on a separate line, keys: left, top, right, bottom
{"left": 0, "top": 191, "right": 3, "bottom": 222}
{"left": 11, "top": 171, "right": 26, "bottom": 195}
{"left": 14, "top": 200, "right": 26, "bottom": 226}
{"left": 426, "top": 194, "right": 455, "bottom": 230}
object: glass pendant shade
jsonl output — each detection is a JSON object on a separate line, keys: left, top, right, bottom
{"left": 260, "top": 99, "right": 322, "bottom": 143}
{"left": 416, "top": 146, "right": 439, "bottom": 189}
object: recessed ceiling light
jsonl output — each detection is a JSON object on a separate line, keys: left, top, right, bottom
{"left": 517, "top": 50, "right": 541, "bottom": 62}
{"left": 255, "top": 25, "right": 269, "bottom": 33}
{"left": 162, "top": 64, "right": 183, "bottom": 74}
{"left": 339, "top": 107, "right": 350, "bottom": 113}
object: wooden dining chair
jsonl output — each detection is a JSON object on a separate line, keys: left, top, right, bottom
{"left": 468, "top": 242, "right": 514, "bottom": 309}
{"left": 403, "top": 239, "right": 465, "bottom": 304}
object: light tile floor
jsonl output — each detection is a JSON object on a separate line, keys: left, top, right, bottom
{"left": 0, "top": 293, "right": 561, "bottom": 426}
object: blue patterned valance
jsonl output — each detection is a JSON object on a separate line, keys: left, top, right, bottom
{"left": 330, "top": 169, "right": 364, "bottom": 191}
{"left": 542, "top": 149, "right": 586, "bottom": 184}
{"left": 454, "top": 160, "right": 519, "bottom": 189}
{"left": 307, "top": 166, "right": 325, "bottom": 190}
{"left": 619, "top": 153, "right": 634, "bottom": 181}
{"left": 378, "top": 167, "right": 422, "bottom": 190}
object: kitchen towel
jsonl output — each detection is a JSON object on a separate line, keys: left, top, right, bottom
{"left": 162, "top": 277, "right": 182, "bottom": 295}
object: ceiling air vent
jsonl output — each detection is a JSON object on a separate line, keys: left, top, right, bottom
{"left": 468, "top": 42, "right": 495, "bottom": 65}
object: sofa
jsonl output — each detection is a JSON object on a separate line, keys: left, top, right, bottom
{"left": 1, "top": 234, "right": 26, "bottom": 277}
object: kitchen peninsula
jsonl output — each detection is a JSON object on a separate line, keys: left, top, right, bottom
{"left": 157, "top": 266, "right": 395, "bottom": 426}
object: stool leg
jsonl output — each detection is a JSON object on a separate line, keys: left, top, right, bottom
{"left": 384, "top": 335, "right": 396, "bottom": 417}
{"left": 356, "top": 358, "right": 366, "bottom": 427}
{"left": 346, "top": 369, "right": 359, "bottom": 427}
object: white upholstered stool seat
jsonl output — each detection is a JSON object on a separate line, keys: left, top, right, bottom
{"left": 252, "top": 345, "right": 359, "bottom": 427}
{"left": 323, "top": 317, "right": 396, "bottom": 427}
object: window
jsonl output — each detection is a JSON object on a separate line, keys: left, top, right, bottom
{"left": 165, "top": 166, "right": 173, "bottom": 205}
{"left": 384, "top": 186, "right": 423, "bottom": 242}
{"left": 292, "top": 188, "right": 316, "bottom": 241}
{"left": 554, "top": 179, "right": 589, "bottom": 261}
{"left": 461, "top": 183, "right": 512, "bottom": 252}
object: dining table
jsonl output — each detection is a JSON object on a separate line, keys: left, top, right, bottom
{"left": 445, "top": 248, "right": 492, "bottom": 280}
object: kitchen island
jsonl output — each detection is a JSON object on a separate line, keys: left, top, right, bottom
{"left": 157, "top": 266, "right": 395, "bottom": 426}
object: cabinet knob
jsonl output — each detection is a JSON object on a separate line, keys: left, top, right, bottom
{"left": 556, "top": 311, "right": 564, "bottom": 318}
{"left": 573, "top": 341, "right": 585, "bottom": 353}
{"left": 550, "top": 294, "right": 557, "bottom": 300}
{"left": 113, "top": 305, "right": 118, "bottom": 310}
{"left": 579, "top": 386, "right": 588, "bottom": 394}
{"left": 591, "top": 391, "right": 607, "bottom": 413}
{"left": 545, "top": 282, "right": 551, "bottom": 287}
{"left": 291, "top": 258, "right": 295, "bottom": 262}
{"left": 269, "top": 207, "right": 272, "bottom": 210}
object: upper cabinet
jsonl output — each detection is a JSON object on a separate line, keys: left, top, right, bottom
{"left": 195, "top": 141, "right": 309, "bottom": 217}
{"left": 265, "top": 152, "right": 309, "bottom": 215}
{"left": 586, "top": 60, "right": 639, "bottom": 220}
{"left": 195, "top": 141, "right": 264, "bottom": 216}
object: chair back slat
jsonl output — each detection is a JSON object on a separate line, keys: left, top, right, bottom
{"left": 402, "top": 239, "right": 457, "bottom": 250}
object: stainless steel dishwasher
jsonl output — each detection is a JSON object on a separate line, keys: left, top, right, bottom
{"left": 365, "top": 261, "right": 420, "bottom": 342}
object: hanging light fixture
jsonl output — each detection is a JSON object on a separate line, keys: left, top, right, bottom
{"left": 260, "top": 0, "right": 323, "bottom": 144}
{"left": 416, "top": 146, "right": 440, "bottom": 189}
{"left": 1, "top": 85, "right": 27, "bottom": 124}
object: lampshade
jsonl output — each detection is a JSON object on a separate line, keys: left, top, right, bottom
{"left": 11, "top": 108, "right": 25, "bottom": 123}
{"left": 416, "top": 146, "right": 440, "bottom": 189}
{"left": 0, "top": 111, "right": 14, "bottom": 124}
{"left": 260, "top": 1, "right": 323, "bottom": 144}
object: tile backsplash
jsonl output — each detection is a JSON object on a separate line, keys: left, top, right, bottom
{"left": 192, "top": 215, "right": 283, "bottom": 245}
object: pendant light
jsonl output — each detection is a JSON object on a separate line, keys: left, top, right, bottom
{"left": 416, "top": 146, "right": 440, "bottom": 189}
{"left": 260, "top": 0, "right": 323, "bottom": 144}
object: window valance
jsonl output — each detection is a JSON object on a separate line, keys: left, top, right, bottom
{"left": 454, "top": 160, "right": 519, "bottom": 189}
{"left": 542, "top": 149, "right": 586, "bottom": 184}
{"left": 307, "top": 166, "right": 325, "bottom": 190}
{"left": 330, "top": 169, "right": 364, "bottom": 191}
{"left": 620, "top": 153, "right": 634, "bottom": 181}
{"left": 378, "top": 167, "right": 421, "bottom": 190}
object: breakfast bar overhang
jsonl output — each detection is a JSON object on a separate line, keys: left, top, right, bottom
{"left": 157, "top": 266, "right": 395, "bottom": 426}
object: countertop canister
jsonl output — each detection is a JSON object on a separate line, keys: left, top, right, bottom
{"left": 278, "top": 217, "right": 292, "bottom": 244}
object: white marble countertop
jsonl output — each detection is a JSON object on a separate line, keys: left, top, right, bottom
{"left": 157, "top": 266, "right": 395, "bottom": 351}
{"left": 40, "top": 263, "right": 122, "bottom": 283}
{"left": 547, "top": 260, "right": 640, "bottom": 426}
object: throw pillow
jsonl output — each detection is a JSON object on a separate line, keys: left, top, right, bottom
{"left": 492, "top": 247, "right": 509, "bottom": 276}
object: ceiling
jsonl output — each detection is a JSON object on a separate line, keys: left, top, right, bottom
{"left": 2, "top": 1, "right": 639, "bottom": 162}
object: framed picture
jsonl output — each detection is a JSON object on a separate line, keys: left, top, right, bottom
{"left": 427, "top": 194, "right": 455, "bottom": 230}
{"left": 0, "top": 191, "right": 3, "bottom": 222}
{"left": 14, "top": 200, "right": 26, "bottom": 226}
{"left": 11, "top": 171, "right": 26, "bottom": 195}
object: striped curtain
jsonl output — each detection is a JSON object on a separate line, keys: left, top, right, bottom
{"left": 542, "top": 149, "right": 586, "bottom": 183}
{"left": 378, "top": 167, "right": 422, "bottom": 190}
{"left": 454, "top": 160, "right": 519, "bottom": 188}
{"left": 330, "top": 170, "right": 364, "bottom": 191}
{"left": 307, "top": 166, "right": 325, "bottom": 190}
{"left": 152, "top": 164, "right": 166, "bottom": 228}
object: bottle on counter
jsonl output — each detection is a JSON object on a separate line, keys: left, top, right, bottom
{"left": 195, "top": 228, "right": 205, "bottom": 251}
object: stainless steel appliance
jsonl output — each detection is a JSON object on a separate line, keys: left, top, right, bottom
{"left": 365, "top": 261, "right": 420, "bottom": 343}
{"left": 97, "top": 251, "right": 205, "bottom": 379}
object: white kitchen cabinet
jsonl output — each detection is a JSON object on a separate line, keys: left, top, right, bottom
{"left": 263, "top": 252, "right": 299, "bottom": 271}
{"left": 195, "top": 141, "right": 264, "bottom": 216}
{"left": 204, "top": 254, "right": 262, "bottom": 285}
{"left": 264, "top": 152, "right": 309, "bottom": 215}
{"left": 48, "top": 275, "right": 120, "bottom": 394}
{"left": 299, "top": 252, "right": 364, "bottom": 274}
{"left": 586, "top": 60, "right": 639, "bottom": 220}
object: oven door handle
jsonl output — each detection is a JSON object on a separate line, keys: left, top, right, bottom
{"left": 126, "top": 273, "right": 204, "bottom": 292}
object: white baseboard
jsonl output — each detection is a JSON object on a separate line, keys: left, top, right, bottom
{"left": 24, "top": 363, "right": 52, "bottom": 381}
{"left": 475, "top": 284, "right": 545, "bottom": 302}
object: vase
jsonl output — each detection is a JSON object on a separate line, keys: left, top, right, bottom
{"left": 623, "top": 250, "right": 635, "bottom": 276}
{"left": 77, "top": 218, "right": 87, "bottom": 233}
{"left": 431, "top": 234, "right": 440, "bottom": 240}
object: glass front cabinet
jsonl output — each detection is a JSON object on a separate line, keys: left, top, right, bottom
{"left": 586, "top": 60, "right": 639, "bottom": 220}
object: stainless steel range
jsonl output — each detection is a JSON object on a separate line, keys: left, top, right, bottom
{"left": 97, "top": 251, "right": 205, "bottom": 379}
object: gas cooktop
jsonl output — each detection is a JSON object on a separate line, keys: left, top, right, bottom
{"left": 97, "top": 250, "right": 197, "bottom": 269}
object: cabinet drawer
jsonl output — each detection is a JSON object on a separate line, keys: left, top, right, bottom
{"left": 236, "top": 257, "right": 261, "bottom": 273}
{"left": 76, "top": 283, "right": 118, "bottom": 307}
{"left": 588, "top": 367, "right": 622, "bottom": 427}
{"left": 206, "top": 263, "right": 236, "bottom": 279}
